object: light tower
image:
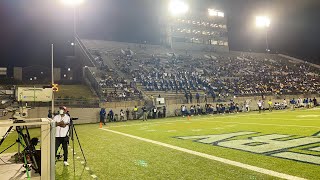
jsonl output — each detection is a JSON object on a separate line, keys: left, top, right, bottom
{"left": 256, "top": 16, "right": 271, "bottom": 52}
{"left": 61, "top": 0, "right": 84, "bottom": 54}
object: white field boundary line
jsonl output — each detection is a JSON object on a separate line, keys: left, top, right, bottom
{"left": 100, "top": 128, "right": 306, "bottom": 180}
{"left": 107, "top": 112, "right": 274, "bottom": 128}
{"left": 107, "top": 109, "right": 319, "bottom": 128}
{"left": 245, "top": 118, "right": 319, "bottom": 121}
{"left": 199, "top": 120, "right": 320, "bottom": 129}
{"left": 108, "top": 116, "right": 319, "bottom": 129}
{"left": 108, "top": 119, "right": 186, "bottom": 128}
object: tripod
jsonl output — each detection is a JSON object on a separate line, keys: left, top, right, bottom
{"left": 56, "top": 117, "right": 86, "bottom": 175}
{"left": 0, "top": 121, "right": 40, "bottom": 177}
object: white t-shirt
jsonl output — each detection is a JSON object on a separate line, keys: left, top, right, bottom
{"left": 257, "top": 102, "right": 262, "bottom": 107}
{"left": 283, "top": 100, "right": 287, "bottom": 106}
{"left": 53, "top": 114, "right": 70, "bottom": 138}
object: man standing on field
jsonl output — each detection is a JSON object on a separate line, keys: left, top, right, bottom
{"left": 268, "top": 99, "right": 273, "bottom": 112}
{"left": 257, "top": 100, "right": 263, "bottom": 113}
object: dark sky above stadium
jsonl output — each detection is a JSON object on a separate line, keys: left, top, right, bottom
{"left": 0, "top": 0, "right": 320, "bottom": 67}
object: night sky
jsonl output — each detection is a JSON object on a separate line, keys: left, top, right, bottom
{"left": 0, "top": 0, "right": 320, "bottom": 68}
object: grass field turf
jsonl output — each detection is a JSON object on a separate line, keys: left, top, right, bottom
{"left": 1, "top": 108, "right": 320, "bottom": 179}
{"left": 55, "top": 85, "right": 97, "bottom": 99}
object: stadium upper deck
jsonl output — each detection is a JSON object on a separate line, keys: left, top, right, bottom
{"left": 160, "top": 0, "right": 229, "bottom": 52}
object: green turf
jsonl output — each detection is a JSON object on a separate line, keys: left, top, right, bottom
{"left": 1, "top": 108, "right": 320, "bottom": 179}
{"left": 55, "top": 85, "right": 97, "bottom": 99}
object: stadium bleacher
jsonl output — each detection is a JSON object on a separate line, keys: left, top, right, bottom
{"left": 81, "top": 39, "right": 320, "bottom": 103}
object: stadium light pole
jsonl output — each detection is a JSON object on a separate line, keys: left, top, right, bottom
{"left": 168, "top": 0, "right": 189, "bottom": 48}
{"left": 61, "top": 0, "right": 84, "bottom": 55}
{"left": 51, "top": 44, "right": 54, "bottom": 114}
{"left": 256, "top": 16, "right": 271, "bottom": 52}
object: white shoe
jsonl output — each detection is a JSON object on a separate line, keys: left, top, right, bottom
{"left": 64, "top": 161, "right": 69, "bottom": 166}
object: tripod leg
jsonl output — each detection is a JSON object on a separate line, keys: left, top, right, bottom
{"left": 73, "top": 126, "right": 87, "bottom": 163}
{"left": 72, "top": 128, "right": 75, "bottom": 176}
{"left": 0, "top": 126, "right": 13, "bottom": 147}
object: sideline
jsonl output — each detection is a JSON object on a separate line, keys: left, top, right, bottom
{"left": 100, "top": 128, "right": 306, "bottom": 180}
{"left": 198, "top": 120, "right": 320, "bottom": 129}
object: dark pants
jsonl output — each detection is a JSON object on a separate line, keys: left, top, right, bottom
{"left": 100, "top": 116, "right": 105, "bottom": 124}
{"left": 109, "top": 115, "right": 114, "bottom": 122}
{"left": 56, "top": 137, "right": 68, "bottom": 161}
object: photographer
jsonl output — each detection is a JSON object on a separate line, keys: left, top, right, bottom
{"left": 53, "top": 108, "right": 70, "bottom": 166}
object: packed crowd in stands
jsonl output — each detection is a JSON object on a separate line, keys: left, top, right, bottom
{"left": 86, "top": 41, "right": 320, "bottom": 103}
{"left": 128, "top": 52, "right": 320, "bottom": 99}
{"left": 89, "top": 50, "right": 143, "bottom": 101}
{"left": 98, "top": 76, "right": 142, "bottom": 102}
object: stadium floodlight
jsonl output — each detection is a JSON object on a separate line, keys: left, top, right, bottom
{"left": 61, "top": 0, "right": 84, "bottom": 6}
{"left": 208, "top": 9, "right": 217, "bottom": 16}
{"left": 208, "top": 9, "right": 224, "bottom": 17}
{"left": 256, "top": 16, "right": 271, "bottom": 28}
{"left": 255, "top": 16, "right": 271, "bottom": 52}
{"left": 169, "top": 0, "right": 189, "bottom": 16}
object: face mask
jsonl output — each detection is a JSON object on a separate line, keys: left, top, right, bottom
{"left": 59, "top": 110, "right": 64, "bottom": 115}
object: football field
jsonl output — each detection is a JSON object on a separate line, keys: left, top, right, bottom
{"left": 53, "top": 108, "right": 320, "bottom": 180}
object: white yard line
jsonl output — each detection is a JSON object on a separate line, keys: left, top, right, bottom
{"left": 200, "top": 120, "right": 320, "bottom": 129}
{"left": 100, "top": 128, "right": 306, "bottom": 180}
{"left": 107, "top": 110, "right": 319, "bottom": 129}
{"left": 108, "top": 118, "right": 319, "bottom": 129}
{"left": 108, "top": 119, "right": 185, "bottom": 128}
{"left": 246, "top": 117, "right": 319, "bottom": 121}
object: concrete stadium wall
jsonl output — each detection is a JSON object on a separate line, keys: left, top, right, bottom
{"left": 1, "top": 94, "right": 318, "bottom": 124}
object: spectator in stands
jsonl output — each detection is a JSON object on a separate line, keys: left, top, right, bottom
{"left": 185, "top": 93, "right": 189, "bottom": 104}
{"left": 99, "top": 108, "right": 106, "bottom": 125}
{"left": 204, "top": 93, "right": 207, "bottom": 104}
{"left": 196, "top": 92, "right": 200, "bottom": 104}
